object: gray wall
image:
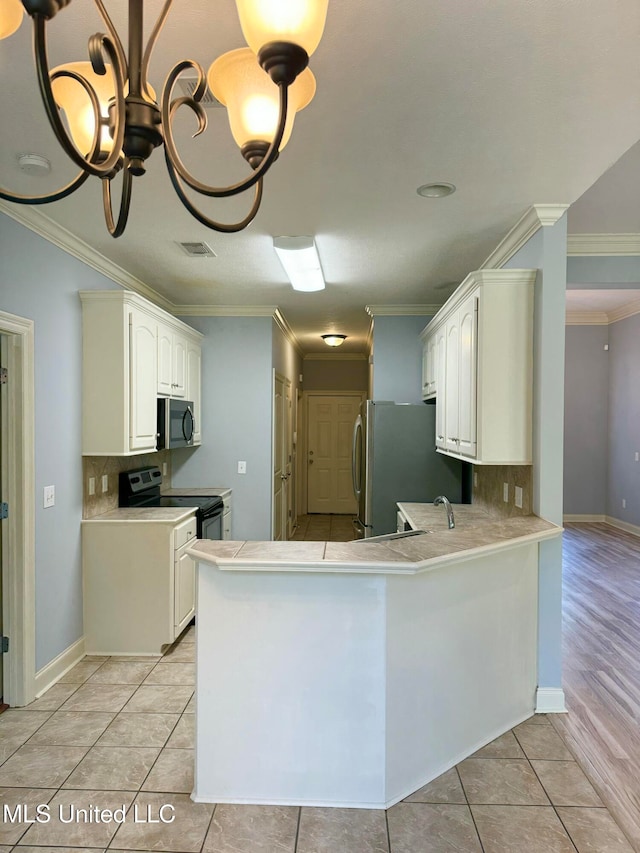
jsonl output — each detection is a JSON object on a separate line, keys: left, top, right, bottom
{"left": 607, "top": 313, "right": 640, "bottom": 526}
{"left": 563, "top": 326, "right": 609, "bottom": 515}
{"left": 0, "top": 212, "right": 119, "bottom": 671}
{"left": 172, "top": 316, "right": 274, "bottom": 540}
{"left": 371, "top": 315, "right": 431, "bottom": 403}
{"left": 302, "top": 358, "right": 368, "bottom": 392}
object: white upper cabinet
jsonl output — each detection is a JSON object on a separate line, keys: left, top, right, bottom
{"left": 420, "top": 330, "right": 437, "bottom": 400}
{"left": 421, "top": 269, "right": 535, "bottom": 465}
{"left": 186, "top": 340, "right": 202, "bottom": 446}
{"left": 129, "top": 308, "right": 159, "bottom": 452}
{"left": 157, "top": 324, "right": 187, "bottom": 399}
{"left": 80, "top": 291, "right": 203, "bottom": 455}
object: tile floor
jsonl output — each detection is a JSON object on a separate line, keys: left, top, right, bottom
{"left": 291, "top": 513, "right": 357, "bottom": 542}
{"left": 0, "top": 627, "right": 634, "bottom": 852}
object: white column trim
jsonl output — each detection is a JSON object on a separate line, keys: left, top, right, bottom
{"left": 535, "top": 687, "right": 567, "bottom": 714}
{"left": 567, "top": 233, "right": 640, "bottom": 256}
{"left": 0, "top": 310, "right": 36, "bottom": 706}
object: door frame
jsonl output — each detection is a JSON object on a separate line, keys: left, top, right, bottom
{"left": 0, "top": 310, "right": 36, "bottom": 707}
{"left": 299, "top": 391, "right": 366, "bottom": 517}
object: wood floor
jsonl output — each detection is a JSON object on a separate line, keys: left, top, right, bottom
{"left": 552, "top": 522, "right": 640, "bottom": 852}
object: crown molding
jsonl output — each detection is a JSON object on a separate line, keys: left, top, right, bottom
{"left": 365, "top": 304, "right": 442, "bottom": 317}
{"left": 303, "top": 352, "right": 368, "bottom": 361}
{"left": 365, "top": 317, "right": 374, "bottom": 354}
{"left": 172, "top": 304, "right": 279, "bottom": 317}
{"left": 482, "top": 204, "right": 570, "bottom": 270}
{"left": 565, "top": 311, "right": 609, "bottom": 325}
{"left": 567, "top": 234, "right": 640, "bottom": 256}
{"left": 565, "top": 297, "right": 640, "bottom": 325}
{"left": 0, "top": 200, "right": 174, "bottom": 313}
{"left": 273, "top": 308, "right": 304, "bottom": 358}
{"left": 607, "top": 296, "right": 640, "bottom": 324}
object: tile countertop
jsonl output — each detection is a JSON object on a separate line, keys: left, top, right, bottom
{"left": 82, "top": 507, "right": 197, "bottom": 523}
{"left": 162, "top": 487, "right": 231, "bottom": 499}
{"left": 188, "top": 506, "right": 562, "bottom": 576}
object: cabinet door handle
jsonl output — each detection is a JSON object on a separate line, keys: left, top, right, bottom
{"left": 438, "top": 435, "right": 444, "bottom": 440}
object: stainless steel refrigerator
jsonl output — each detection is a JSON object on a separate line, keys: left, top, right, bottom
{"left": 351, "top": 401, "right": 467, "bottom": 538}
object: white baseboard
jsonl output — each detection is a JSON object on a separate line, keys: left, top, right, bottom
{"left": 535, "top": 687, "right": 567, "bottom": 714}
{"left": 605, "top": 516, "right": 640, "bottom": 539}
{"left": 34, "top": 636, "right": 85, "bottom": 697}
{"left": 563, "top": 514, "right": 606, "bottom": 523}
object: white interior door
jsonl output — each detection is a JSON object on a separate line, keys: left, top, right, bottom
{"left": 307, "top": 395, "right": 361, "bottom": 514}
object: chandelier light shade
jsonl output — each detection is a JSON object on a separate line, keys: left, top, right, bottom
{"left": 0, "top": 0, "right": 328, "bottom": 238}
{"left": 0, "top": 0, "right": 23, "bottom": 40}
{"left": 321, "top": 334, "right": 347, "bottom": 347}
{"left": 235, "top": 0, "right": 329, "bottom": 58}
{"left": 207, "top": 49, "right": 315, "bottom": 152}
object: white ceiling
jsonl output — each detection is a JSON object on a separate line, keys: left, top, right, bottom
{"left": 2, "top": 1, "right": 640, "bottom": 352}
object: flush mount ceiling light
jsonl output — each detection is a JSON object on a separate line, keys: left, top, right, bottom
{"left": 321, "top": 334, "right": 346, "bottom": 347}
{"left": 417, "top": 182, "right": 456, "bottom": 198}
{"left": 273, "top": 235, "right": 325, "bottom": 292}
{"left": 0, "top": 0, "right": 328, "bottom": 237}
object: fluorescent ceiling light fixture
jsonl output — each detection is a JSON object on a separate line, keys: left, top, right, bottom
{"left": 273, "top": 236, "right": 325, "bottom": 292}
{"left": 321, "top": 334, "right": 347, "bottom": 347}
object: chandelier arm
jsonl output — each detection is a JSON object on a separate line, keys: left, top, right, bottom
{"left": 92, "top": 0, "right": 127, "bottom": 80}
{"left": 102, "top": 162, "right": 134, "bottom": 238}
{"left": 161, "top": 61, "right": 288, "bottom": 198}
{"left": 0, "top": 170, "right": 90, "bottom": 205}
{"left": 140, "top": 0, "right": 174, "bottom": 103}
{"left": 164, "top": 151, "right": 264, "bottom": 233}
{"left": 32, "top": 15, "right": 126, "bottom": 178}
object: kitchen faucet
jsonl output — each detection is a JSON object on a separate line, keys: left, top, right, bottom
{"left": 434, "top": 495, "right": 455, "bottom": 529}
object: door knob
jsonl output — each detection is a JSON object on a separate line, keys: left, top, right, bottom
{"left": 309, "top": 459, "right": 314, "bottom": 465}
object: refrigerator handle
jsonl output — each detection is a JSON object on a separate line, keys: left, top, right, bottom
{"left": 352, "top": 414, "right": 363, "bottom": 500}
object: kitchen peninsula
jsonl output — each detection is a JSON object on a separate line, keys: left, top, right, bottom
{"left": 189, "top": 506, "right": 561, "bottom": 809}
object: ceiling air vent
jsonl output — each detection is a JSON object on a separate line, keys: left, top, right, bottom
{"left": 177, "top": 77, "right": 224, "bottom": 109}
{"left": 177, "top": 241, "right": 217, "bottom": 258}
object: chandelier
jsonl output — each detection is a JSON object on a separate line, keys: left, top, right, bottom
{"left": 0, "top": 0, "right": 328, "bottom": 236}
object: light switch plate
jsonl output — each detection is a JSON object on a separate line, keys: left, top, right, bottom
{"left": 43, "top": 485, "right": 55, "bottom": 508}
{"left": 237, "top": 461, "right": 247, "bottom": 474}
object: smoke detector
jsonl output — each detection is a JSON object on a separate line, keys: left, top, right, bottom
{"left": 18, "top": 153, "right": 51, "bottom": 176}
{"left": 177, "top": 241, "right": 217, "bottom": 258}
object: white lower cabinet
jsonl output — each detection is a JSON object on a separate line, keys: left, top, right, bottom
{"left": 82, "top": 513, "right": 197, "bottom": 655}
{"left": 421, "top": 269, "right": 535, "bottom": 465}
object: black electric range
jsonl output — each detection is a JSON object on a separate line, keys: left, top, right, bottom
{"left": 119, "top": 466, "right": 224, "bottom": 539}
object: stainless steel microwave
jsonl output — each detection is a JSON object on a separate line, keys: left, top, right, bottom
{"left": 157, "top": 398, "right": 195, "bottom": 450}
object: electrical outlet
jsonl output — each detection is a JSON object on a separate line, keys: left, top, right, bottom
{"left": 635, "top": 452, "right": 639, "bottom": 462}
{"left": 622, "top": 498, "right": 626, "bottom": 509}
{"left": 237, "top": 461, "right": 247, "bottom": 474}
{"left": 473, "top": 472, "right": 478, "bottom": 488}
{"left": 101, "top": 474, "right": 109, "bottom": 493}
{"left": 514, "top": 486, "right": 523, "bottom": 509}
{"left": 43, "top": 485, "right": 55, "bottom": 508}
{"left": 503, "top": 482, "right": 509, "bottom": 503}
{"left": 162, "top": 462, "right": 168, "bottom": 476}
{"left": 88, "top": 477, "right": 95, "bottom": 496}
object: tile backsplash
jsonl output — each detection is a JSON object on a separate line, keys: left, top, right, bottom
{"left": 83, "top": 451, "right": 172, "bottom": 519}
{"left": 472, "top": 465, "right": 533, "bottom": 518}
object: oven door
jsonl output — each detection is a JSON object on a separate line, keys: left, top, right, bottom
{"left": 199, "top": 507, "right": 223, "bottom": 540}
